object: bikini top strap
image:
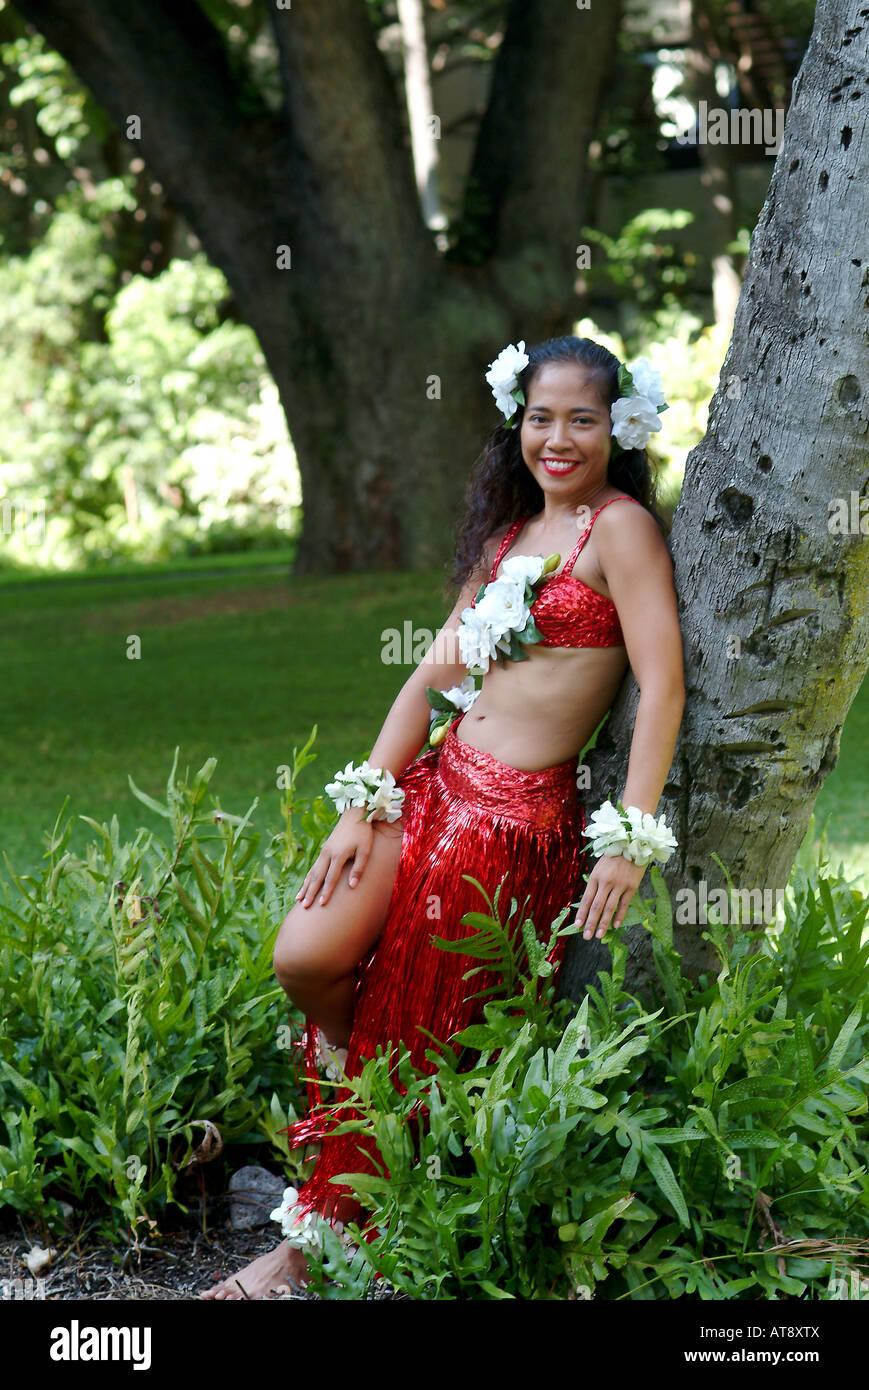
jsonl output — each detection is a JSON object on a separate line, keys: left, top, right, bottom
{"left": 488, "top": 516, "right": 527, "bottom": 581}
{"left": 564, "top": 496, "right": 642, "bottom": 571}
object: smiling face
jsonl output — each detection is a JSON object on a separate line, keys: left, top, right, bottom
{"left": 519, "top": 360, "right": 613, "bottom": 498}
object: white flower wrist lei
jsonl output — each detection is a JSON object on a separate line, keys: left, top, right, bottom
{"left": 324, "top": 759, "right": 405, "bottom": 823}
{"left": 583, "top": 799, "right": 677, "bottom": 868}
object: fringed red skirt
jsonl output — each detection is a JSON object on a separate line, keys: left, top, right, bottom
{"left": 282, "top": 711, "right": 589, "bottom": 1226}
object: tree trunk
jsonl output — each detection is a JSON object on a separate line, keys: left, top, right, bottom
{"left": 684, "top": 0, "right": 743, "bottom": 334}
{"left": 11, "top": 0, "right": 623, "bottom": 571}
{"left": 559, "top": 0, "right": 869, "bottom": 1001}
{"left": 396, "top": 0, "right": 446, "bottom": 233}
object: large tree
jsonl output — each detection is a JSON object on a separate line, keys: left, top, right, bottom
{"left": 561, "top": 0, "right": 869, "bottom": 997}
{"left": 11, "top": 0, "right": 624, "bottom": 571}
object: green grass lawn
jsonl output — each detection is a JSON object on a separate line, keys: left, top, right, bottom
{"left": 0, "top": 555, "right": 456, "bottom": 877}
{"left": 0, "top": 554, "right": 866, "bottom": 893}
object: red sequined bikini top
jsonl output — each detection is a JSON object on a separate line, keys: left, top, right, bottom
{"left": 478, "top": 495, "right": 642, "bottom": 649}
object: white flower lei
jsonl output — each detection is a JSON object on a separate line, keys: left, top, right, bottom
{"left": 584, "top": 799, "right": 677, "bottom": 867}
{"left": 324, "top": 759, "right": 405, "bottom": 822}
{"left": 425, "top": 674, "right": 481, "bottom": 747}
{"left": 485, "top": 340, "right": 668, "bottom": 452}
{"left": 455, "top": 550, "right": 561, "bottom": 675}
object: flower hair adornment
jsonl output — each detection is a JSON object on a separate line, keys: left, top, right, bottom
{"left": 484, "top": 340, "right": 668, "bottom": 453}
{"left": 609, "top": 358, "right": 668, "bottom": 455}
{"left": 485, "top": 340, "right": 529, "bottom": 428}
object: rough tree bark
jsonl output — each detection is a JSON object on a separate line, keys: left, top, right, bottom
{"left": 559, "top": 0, "right": 869, "bottom": 1000}
{"left": 11, "top": 0, "right": 623, "bottom": 571}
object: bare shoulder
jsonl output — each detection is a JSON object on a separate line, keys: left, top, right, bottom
{"left": 590, "top": 498, "right": 673, "bottom": 594}
{"left": 596, "top": 497, "right": 670, "bottom": 553}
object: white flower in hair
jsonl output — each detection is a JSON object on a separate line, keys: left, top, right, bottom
{"left": 485, "top": 340, "right": 529, "bottom": 422}
{"left": 610, "top": 395, "right": 663, "bottom": 451}
{"left": 609, "top": 356, "right": 668, "bottom": 452}
{"left": 626, "top": 358, "right": 666, "bottom": 409}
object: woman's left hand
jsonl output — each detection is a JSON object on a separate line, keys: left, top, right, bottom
{"left": 571, "top": 855, "right": 647, "bottom": 941}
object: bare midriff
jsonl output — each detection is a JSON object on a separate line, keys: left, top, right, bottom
{"left": 454, "top": 642, "right": 630, "bottom": 771}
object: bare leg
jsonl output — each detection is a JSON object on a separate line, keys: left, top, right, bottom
{"left": 283, "top": 970, "right": 357, "bottom": 1051}
{"left": 199, "top": 821, "right": 403, "bottom": 1299}
{"left": 272, "top": 818, "right": 405, "bottom": 1047}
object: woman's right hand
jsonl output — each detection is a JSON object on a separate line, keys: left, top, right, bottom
{"left": 295, "top": 808, "right": 375, "bottom": 908}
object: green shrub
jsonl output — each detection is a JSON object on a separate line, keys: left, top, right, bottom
{"left": 0, "top": 735, "right": 331, "bottom": 1242}
{"left": 0, "top": 196, "right": 299, "bottom": 572}
{"left": 2, "top": 741, "right": 867, "bottom": 1300}
{"left": 299, "top": 850, "right": 869, "bottom": 1300}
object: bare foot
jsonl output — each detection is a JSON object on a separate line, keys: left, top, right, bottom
{"left": 199, "top": 1239, "right": 308, "bottom": 1300}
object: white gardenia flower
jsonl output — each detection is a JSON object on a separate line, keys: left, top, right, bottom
{"left": 610, "top": 395, "right": 663, "bottom": 451}
{"left": 269, "top": 1186, "right": 326, "bottom": 1251}
{"left": 585, "top": 800, "right": 632, "bottom": 858}
{"left": 456, "top": 572, "right": 534, "bottom": 673}
{"left": 626, "top": 358, "right": 667, "bottom": 409}
{"left": 485, "top": 340, "right": 529, "bottom": 419}
{"left": 270, "top": 1185, "right": 301, "bottom": 1229}
{"left": 499, "top": 553, "right": 545, "bottom": 587}
{"left": 621, "top": 806, "right": 678, "bottom": 865}
{"left": 475, "top": 577, "right": 530, "bottom": 638}
{"left": 325, "top": 761, "right": 403, "bottom": 819}
{"left": 324, "top": 763, "right": 369, "bottom": 811}
{"left": 270, "top": 1184, "right": 354, "bottom": 1254}
{"left": 365, "top": 773, "right": 405, "bottom": 823}
{"left": 442, "top": 675, "right": 480, "bottom": 712}
{"left": 457, "top": 606, "right": 500, "bottom": 672}
{"left": 354, "top": 759, "right": 382, "bottom": 789}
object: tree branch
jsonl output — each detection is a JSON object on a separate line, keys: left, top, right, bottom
{"left": 267, "top": 0, "right": 433, "bottom": 285}
{"left": 456, "top": 0, "right": 625, "bottom": 270}
{"left": 10, "top": 0, "right": 283, "bottom": 327}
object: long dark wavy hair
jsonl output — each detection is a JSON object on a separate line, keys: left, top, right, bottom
{"left": 446, "top": 335, "right": 669, "bottom": 597}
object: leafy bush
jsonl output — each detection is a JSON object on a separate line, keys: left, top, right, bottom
{"left": 0, "top": 193, "right": 300, "bottom": 572}
{"left": 0, "top": 736, "right": 330, "bottom": 1242}
{"left": 299, "top": 848, "right": 869, "bottom": 1300}
{"left": 2, "top": 743, "right": 867, "bottom": 1300}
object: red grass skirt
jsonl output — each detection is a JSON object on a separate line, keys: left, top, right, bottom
{"left": 281, "top": 711, "right": 589, "bottom": 1225}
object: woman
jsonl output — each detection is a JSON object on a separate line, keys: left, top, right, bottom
{"left": 201, "top": 334, "right": 685, "bottom": 1299}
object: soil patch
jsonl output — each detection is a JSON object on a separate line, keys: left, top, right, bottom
{"left": 0, "top": 1223, "right": 404, "bottom": 1301}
